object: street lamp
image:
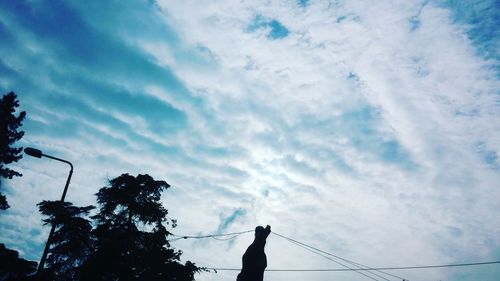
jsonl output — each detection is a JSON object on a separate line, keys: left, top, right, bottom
{"left": 24, "top": 147, "right": 74, "bottom": 275}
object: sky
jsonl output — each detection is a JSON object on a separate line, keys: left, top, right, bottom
{"left": 0, "top": 0, "right": 499, "bottom": 280}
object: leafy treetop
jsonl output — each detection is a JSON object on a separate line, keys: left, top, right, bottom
{"left": 0, "top": 91, "right": 26, "bottom": 210}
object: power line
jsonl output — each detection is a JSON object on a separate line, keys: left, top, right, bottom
{"left": 170, "top": 229, "right": 384, "bottom": 280}
{"left": 271, "top": 232, "right": 405, "bottom": 281}
{"left": 273, "top": 233, "right": 388, "bottom": 281}
{"left": 272, "top": 231, "right": 407, "bottom": 280}
{"left": 166, "top": 229, "right": 500, "bottom": 275}
{"left": 277, "top": 235, "right": 396, "bottom": 281}
{"left": 167, "top": 230, "right": 253, "bottom": 242}
{"left": 206, "top": 261, "right": 500, "bottom": 272}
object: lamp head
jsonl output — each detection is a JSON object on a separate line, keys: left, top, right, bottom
{"left": 25, "top": 147, "right": 43, "bottom": 158}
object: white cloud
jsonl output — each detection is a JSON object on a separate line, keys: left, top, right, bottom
{"left": 1, "top": 1, "right": 498, "bottom": 281}
{"left": 153, "top": 1, "right": 499, "bottom": 280}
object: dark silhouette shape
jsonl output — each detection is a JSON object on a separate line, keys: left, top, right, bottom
{"left": 0, "top": 243, "right": 37, "bottom": 280}
{"left": 37, "top": 200, "right": 94, "bottom": 281}
{"left": 79, "top": 173, "right": 204, "bottom": 281}
{"left": 0, "top": 92, "right": 36, "bottom": 279}
{"left": 237, "top": 225, "right": 271, "bottom": 281}
{"left": 25, "top": 147, "right": 75, "bottom": 275}
{"left": 0, "top": 91, "right": 26, "bottom": 210}
{"left": 2, "top": 168, "right": 204, "bottom": 280}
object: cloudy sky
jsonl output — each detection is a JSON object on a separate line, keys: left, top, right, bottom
{"left": 1, "top": 0, "right": 499, "bottom": 280}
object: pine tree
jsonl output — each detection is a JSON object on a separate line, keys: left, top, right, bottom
{"left": 0, "top": 91, "right": 26, "bottom": 210}
{"left": 37, "top": 201, "right": 94, "bottom": 281}
{"left": 0, "top": 92, "right": 34, "bottom": 280}
{"left": 0, "top": 243, "right": 37, "bottom": 281}
{"left": 80, "top": 173, "right": 203, "bottom": 281}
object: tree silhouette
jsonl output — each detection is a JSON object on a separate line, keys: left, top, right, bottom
{"left": 37, "top": 201, "right": 94, "bottom": 281}
{"left": 0, "top": 243, "right": 37, "bottom": 281}
{"left": 0, "top": 91, "right": 26, "bottom": 210}
{"left": 0, "top": 92, "right": 35, "bottom": 280}
{"left": 1, "top": 164, "right": 203, "bottom": 279}
{"left": 79, "top": 173, "right": 203, "bottom": 281}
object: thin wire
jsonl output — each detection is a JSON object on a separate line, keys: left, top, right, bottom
{"left": 166, "top": 229, "right": 380, "bottom": 280}
{"left": 278, "top": 233, "right": 392, "bottom": 281}
{"left": 273, "top": 232, "right": 406, "bottom": 280}
{"left": 272, "top": 231, "right": 407, "bottom": 280}
{"left": 272, "top": 232, "right": 396, "bottom": 281}
{"left": 167, "top": 230, "right": 253, "bottom": 242}
{"left": 347, "top": 258, "right": 405, "bottom": 280}
{"left": 165, "top": 229, "right": 500, "bottom": 275}
{"left": 211, "top": 235, "right": 241, "bottom": 241}
{"left": 205, "top": 261, "right": 500, "bottom": 271}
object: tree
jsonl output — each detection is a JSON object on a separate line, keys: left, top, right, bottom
{"left": 0, "top": 92, "right": 33, "bottom": 280}
{"left": 3, "top": 172, "right": 203, "bottom": 280}
{"left": 0, "top": 243, "right": 37, "bottom": 281}
{"left": 0, "top": 91, "right": 26, "bottom": 210}
{"left": 79, "top": 173, "right": 203, "bottom": 281}
{"left": 37, "top": 201, "right": 94, "bottom": 281}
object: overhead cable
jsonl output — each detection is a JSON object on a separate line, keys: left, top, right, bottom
{"left": 206, "top": 261, "right": 500, "bottom": 272}
{"left": 271, "top": 231, "right": 405, "bottom": 281}
{"left": 165, "top": 229, "right": 500, "bottom": 275}
{"left": 168, "top": 229, "right": 253, "bottom": 242}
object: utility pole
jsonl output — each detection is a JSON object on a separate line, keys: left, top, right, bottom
{"left": 24, "top": 147, "right": 74, "bottom": 276}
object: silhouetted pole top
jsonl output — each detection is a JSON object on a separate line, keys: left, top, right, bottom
{"left": 237, "top": 225, "right": 271, "bottom": 281}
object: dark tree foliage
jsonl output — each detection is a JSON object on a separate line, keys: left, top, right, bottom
{"left": 1, "top": 173, "right": 202, "bottom": 280}
{"left": 79, "top": 173, "right": 203, "bottom": 281}
{"left": 0, "top": 91, "right": 26, "bottom": 210}
{"left": 0, "top": 189, "right": 7, "bottom": 210}
{"left": 37, "top": 201, "right": 94, "bottom": 281}
{"left": 0, "top": 243, "right": 37, "bottom": 281}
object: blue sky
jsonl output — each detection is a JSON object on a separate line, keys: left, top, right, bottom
{"left": 0, "top": 1, "right": 499, "bottom": 280}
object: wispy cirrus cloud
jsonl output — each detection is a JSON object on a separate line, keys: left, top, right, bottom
{"left": 0, "top": 0, "right": 499, "bottom": 280}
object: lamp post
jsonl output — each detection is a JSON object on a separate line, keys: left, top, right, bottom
{"left": 24, "top": 147, "right": 74, "bottom": 275}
